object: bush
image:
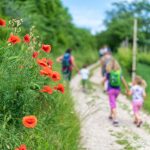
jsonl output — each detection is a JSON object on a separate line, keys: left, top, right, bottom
{"left": 138, "top": 52, "right": 150, "bottom": 66}
{"left": 116, "top": 47, "right": 132, "bottom": 72}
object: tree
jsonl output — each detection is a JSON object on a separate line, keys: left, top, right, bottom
{"left": 95, "top": 0, "right": 150, "bottom": 51}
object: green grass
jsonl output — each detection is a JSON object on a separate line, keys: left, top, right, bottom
{"left": 138, "top": 52, "right": 150, "bottom": 66}
{"left": 0, "top": 42, "right": 98, "bottom": 150}
{"left": 0, "top": 14, "right": 99, "bottom": 150}
{"left": 0, "top": 87, "right": 80, "bottom": 150}
{"left": 136, "top": 63, "right": 150, "bottom": 112}
{"left": 119, "top": 62, "right": 150, "bottom": 113}
{"left": 73, "top": 49, "right": 98, "bottom": 69}
{"left": 0, "top": 40, "right": 81, "bottom": 149}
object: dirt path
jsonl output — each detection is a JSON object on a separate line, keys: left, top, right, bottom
{"left": 70, "top": 63, "right": 150, "bottom": 150}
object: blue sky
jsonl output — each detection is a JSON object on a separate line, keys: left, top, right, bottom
{"left": 61, "top": 0, "right": 134, "bottom": 34}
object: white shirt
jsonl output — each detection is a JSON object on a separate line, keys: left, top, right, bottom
{"left": 80, "top": 68, "right": 89, "bottom": 80}
{"left": 131, "top": 85, "right": 145, "bottom": 101}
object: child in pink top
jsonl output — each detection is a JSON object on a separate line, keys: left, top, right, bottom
{"left": 128, "top": 76, "right": 147, "bottom": 127}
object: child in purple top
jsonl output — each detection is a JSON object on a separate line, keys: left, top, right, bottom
{"left": 102, "top": 59, "right": 128, "bottom": 126}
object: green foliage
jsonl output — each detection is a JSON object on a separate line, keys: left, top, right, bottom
{"left": 116, "top": 47, "right": 132, "bottom": 72}
{"left": 0, "top": 0, "right": 96, "bottom": 53}
{"left": 138, "top": 52, "right": 150, "bottom": 65}
{"left": 95, "top": 0, "right": 150, "bottom": 50}
{"left": 0, "top": 14, "right": 81, "bottom": 150}
{"left": 0, "top": 36, "right": 80, "bottom": 149}
{"left": 136, "top": 63, "right": 150, "bottom": 112}
{"left": 0, "top": 0, "right": 98, "bottom": 149}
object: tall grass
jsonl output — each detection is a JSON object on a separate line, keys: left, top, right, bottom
{"left": 0, "top": 19, "right": 80, "bottom": 149}
{"left": 138, "top": 52, "right": 150, "bottom": 66}
{"left": 116, "top": 47, "right": 132, "bottom": 72}
{"left": 136, "top": 63, "right": 150, "bottom": 112}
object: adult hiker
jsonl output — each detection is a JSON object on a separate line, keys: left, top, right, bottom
{"left": 100, "top": 51, "right": 113, "bottom": 92}
{"left": 99, "top": 45, "right": 110, "bottom": 58}
{"left": 100, "top": 51, "right": 113, "bottom": 77}
{"left": 56, "top": 48, "right": 78, "bottom": 81}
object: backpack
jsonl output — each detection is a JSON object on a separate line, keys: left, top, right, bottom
{"left": 109, "top": 70, "right": 121, "bottom": 87}
{"left": 62, "top": 53, "right": 71, "bottom": 68}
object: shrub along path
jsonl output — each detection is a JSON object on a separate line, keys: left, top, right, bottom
{"left": 70, "top": 63, "right": 150, "bottom": 150}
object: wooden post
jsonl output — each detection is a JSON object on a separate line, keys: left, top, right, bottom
{"left": 132, "top": 18, "right": 137, "bottom": 81}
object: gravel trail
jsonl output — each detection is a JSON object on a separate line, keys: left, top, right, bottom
{"left": 70, "top": 64, "right": 150, "bottom": 150}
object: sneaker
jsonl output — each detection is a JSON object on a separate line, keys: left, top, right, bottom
{"left": 108, "top": 116, "right": 113, "bottom": 120}
{"left": 113, "top": 121, "right": 119, "bottom": 127}
{"left": 137, "top": 121, "right": 143, "bottom": 128}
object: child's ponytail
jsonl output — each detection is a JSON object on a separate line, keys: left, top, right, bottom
{"left": 141, "top": 79, "right": 147, "bottom": 89}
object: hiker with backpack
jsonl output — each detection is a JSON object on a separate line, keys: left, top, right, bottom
{"left": 99, "top": 45, "right": 110, "bottom": 58}
{"left": 100, "top": 51, "right": 112, "bottom": 77}
{"left": 100, "top": 51, "right": 113, "bottom": 92}
{"left": 56, "top": 48, "right": 78, "bottom": 81}
{"left": 102, "top": 58, "right": 128, "bottom": 126}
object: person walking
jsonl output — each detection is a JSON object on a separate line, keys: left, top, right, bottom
{"left": 128, "top": 75, "right": 147, "bottom": 127}
{"left": 79, "top": 64, "right": 89, "bottom": 92}
{"left": 56, "top": 48, "right": 78, "bottom": 81}
{"left": 102, "top": 59, "right": 128, "bottom": 126}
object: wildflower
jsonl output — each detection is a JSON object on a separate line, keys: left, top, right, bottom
{"left": 40, "top": 85, "right": 53, "bottom": 94}
{"left": 22, "top": 115, "right": 37, "bottom": 128}
{"left": 0, "top": 18, "right": 6, "bottom": 26}
{"left": 37, "top": 58, "right": 48, "bottom": 67}
{"left": 47, "top": 59, "right": 53, "bottom": 67}
{"left": 8, "top": 34, "right": 21, "bottom": 44}
{"left": 15, "top": 144, "right": 27, "bottom": 150}
{"left": 40, "top": 67, "right": 52, "bottom": 77}
{"left": 24, "top": 34, "right": 30, "bottom": 43}
{"left": 51, "top": 71, "right": 61, "bottom": 81}
{"left": 32, "top": 51, "right": 39, "bottom": 58}
{"left": 54, "top": 84, "right": 65, "bottom": 94}
{"left": 41, "top": 44, "right": 51, "bottom": 53}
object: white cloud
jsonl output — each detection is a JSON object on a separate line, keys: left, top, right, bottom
{"left": 63, "top": 0, "right": 138, "bottom": 34}
{"left": 70, "top": 8, "right": 105, "bottom": 34}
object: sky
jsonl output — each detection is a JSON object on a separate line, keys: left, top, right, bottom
{"left": 61, "top": 0, "right": 134, "bottom": 34}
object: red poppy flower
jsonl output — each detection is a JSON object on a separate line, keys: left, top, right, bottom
{"left": 41, "top": 44, "right": 51, "bottom": 53}
{"left": 40, "top": 67, "right": 52, "bottom": 77}
{"left": 0, "top": 18, "right": 6, "bottom": 27}
{"left": 19, "top": 144, "right": 27, "bottom": 150}
{"left": 15, "top": 144, "right": 27, "bottom": 150}
{"left": 8, "top": 34, "right": 21, "bottom": 44}
{"left": 51, "top": 71, "right": 61, "bottom": 82}
{"left": 40, "top": 85, "right": 53, "bottom": 94}
{"left": 24, "top": 34, "right": 30, "bottom": 43}
{"left": 37, "top": 58, "right": 48, "bottom": 67}
{"left": 54, "top": 84, "right": 65, "bottom": 94}
{"left": 47, "top": 59, "right": 53, "bottom": 66}
{"left": 22, "top": 115, "right": 37, "bottom": 128}
{"left": 32, "top": 51, "right": 39, "bottom": 58}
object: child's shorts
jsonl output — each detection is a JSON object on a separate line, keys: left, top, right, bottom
{"left": 108, "top": 89, "right": 120, "bottom": 109}
{"left": 82, "top": 79, "right": 87, "bottom": 87}
{"left": 132, "top": 100, "right": 143, "bottom": 114}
